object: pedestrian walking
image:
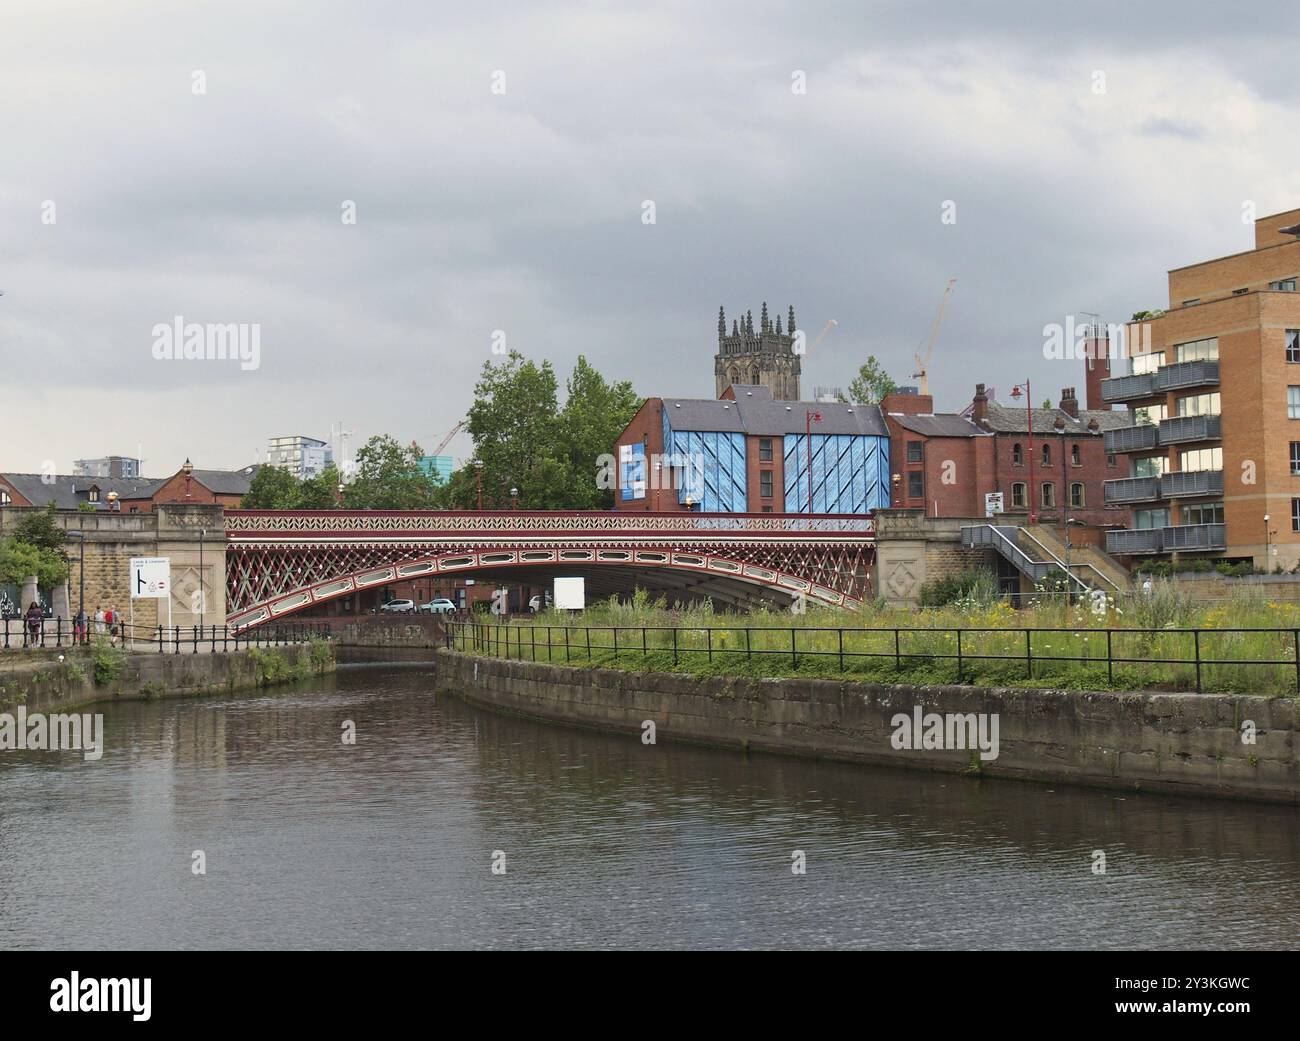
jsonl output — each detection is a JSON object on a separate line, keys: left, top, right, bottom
{"left": 74, "top": 608, "right": 88, "bottom": 645}
{"left": 25, "top": 601, "right": 43, "bottom": 647}
{"left": 94, "top": 606, "right": 106, "bottom": 635}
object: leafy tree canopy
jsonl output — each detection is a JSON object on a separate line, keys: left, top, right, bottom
{"left": 847, "top": 356, "right": 898, "bottom": 405}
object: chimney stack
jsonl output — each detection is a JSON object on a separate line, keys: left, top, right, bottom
{"left": 1060, "top": 387, "right": 1079, "bottom": 418}
{"left": 972, "top": 383, "right": 989, "bottom": 426}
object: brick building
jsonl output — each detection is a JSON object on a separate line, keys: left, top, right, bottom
{"left": 1102, "top": 206, "right": 1300, "bottom": 568}
{"left": 0, "top": 464, "right": 260, "bottom": 513}
{"left": 880, "top": 356, "right": 1130, "bottom": 526}
{"left": 613, "top": 385, "right": 890, "bottom": 514}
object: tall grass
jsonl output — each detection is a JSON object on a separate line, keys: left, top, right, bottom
{"left": 455, "top": 583, "right": 1300, "bottom": 696}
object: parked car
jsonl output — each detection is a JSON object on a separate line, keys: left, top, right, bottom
{"left": 379, "top": 599, "right": 416, "bottom": 613}
{"left": 419, "top": 598, "right": 457, "bottom": 614}
{"left": 528, "top": 593, "right": 553, "bottom": 612}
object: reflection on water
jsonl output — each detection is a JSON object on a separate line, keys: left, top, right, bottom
{"left": 1, "top": 662, "right": 1297, "bottom": 950}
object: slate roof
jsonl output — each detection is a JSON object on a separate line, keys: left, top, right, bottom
{"left": 661, "top": 397, "right": 888, "bottom": 437}
{"left": 0, "top": 474, "right": 161, "bottom": 509}
{"left": 190, "top": 466, "right": 261, "bottom": 496}
{"left": 893, "top": 414, "right": 988, "bottom": 437}
{"left": 981, "top": 402, "right": 1131, "bottom": 435}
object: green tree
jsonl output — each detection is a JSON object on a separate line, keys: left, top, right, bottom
{"left": 299, "top": 463, "right": 344, "bottom": 510}
{"left": 344, "top": 436, "right": 439, "bottom": 509}
{"left": 558, "top": 355, "right": 642, "bottom": 509}
{"left": 464, "top": 351, "right": 564, "bottom": 509}
{"left": 847, "top": 356, "right": 898, "bottom": 404}
{"left": 241, "top": 466, "right": 303, "bottom": 509}
{"left": 0, "top": 507, "right": 70, "bottom": 587}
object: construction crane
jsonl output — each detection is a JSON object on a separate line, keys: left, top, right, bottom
{"left": 912, "top": 278, "right": 956, "bottom": 397}
{"left": 430, "top": 420, "right": 466, "bottom": 457}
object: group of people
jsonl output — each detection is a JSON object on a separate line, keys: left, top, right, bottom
{"left": 21, "top": 603, "right": 123, "bottom": 647}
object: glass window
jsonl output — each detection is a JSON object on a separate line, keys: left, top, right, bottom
{"left": 1041, "top": 444, "right": 1051, "bottom": 466}
{"left": 906, "top": 441, "right": 923, "bottom": 463}
{"left": 1292, "top": 442, "right": 1300, "bottom": 476}
{"left": 1179, "top": 447, "right": 1222, "bottom": 472}
{"left": 1107, "top": 453, "right": 1117, "bottom": 467}
{"left": 907, "top": 472, "right": 924, "bottom": 498}
{"left": 1134, "top": 456, "right": 1167, "bottom": 478}
{"left": 1290, "top": 386, "right": 1300, "bottom": 419}
{"left": 1175, "top": 392, "right": 1220, "bottom": 417}
{"left": 1132, "top": 351, "right": 1164, "bottom": 376}
{"left": 1134, "top": 508, "right": 1170, "bottom": 530}
{"left": 1288, "top": 330, "right": 1300, "bottom": 363}
{"left": 1174, "top": 337, "right": 1218, "bottom": 364}
{"left": 1012, "top": 483, "right": 1026, "bottom": 508}
{"left": 1041, "top": 482, "right": 1055, "bottom": 508}
{"left": 1294, "top": 499, "right": 1300, "bottom": 532}
{"left": 1183, "top": 502, "right": 1224, "bottom": 526}
{"left": 1070, "top": 483, "right": 1084, "bottom": 508}
{"left": 760, "top": 471, "right": 773, "bottom": 498}
{"left": 1132, "top": 404, "right": 1167, "bottom": 425}
{"left": 1270, "top": 278, "right": 1298, "bottom": 292}
{"left": 1012, "top": 443, "right": 1023, "bottom": 465}
{"left": 759, "top": 438, "right": 773, "bottom": 462}
{"left": 761, "top": 506, "right": 773, "bottom": 514}
{"left": 1071, "top": 443, "right": 1081, "bottom": 466}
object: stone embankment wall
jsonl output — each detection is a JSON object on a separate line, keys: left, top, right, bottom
{"left": 437, "top": 649, "right": 1298, "bottom": 804}
{"left": 0, "top": 643, "right": 335, "bottom": 713}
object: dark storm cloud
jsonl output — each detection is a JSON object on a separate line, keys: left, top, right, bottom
{"left": 1, "top": 1, "right": 1298, "bottom": 473}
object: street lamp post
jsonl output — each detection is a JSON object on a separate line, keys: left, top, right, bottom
{"left": 805, "top": 410, "right": 823, "bottom": 515}
{"left": 198, "top": 527, "right": 206, "bottom": 632}
{"left": 891, "top": 473, "right": 902, "bottom": 508}
{"left": 510, "top": 487, "right": 519, "bottom": 511}
{"left": 473, "top": 460, "right": 484, "bottom": 511}
{"left": 68, "top": 529, "right": 86, "bottom": 644}
{"left": 181, "top": 458, "right": 194, "bottom": 501}
{"left": 1009, "top": 380, "right": 1036, "bottom": 523}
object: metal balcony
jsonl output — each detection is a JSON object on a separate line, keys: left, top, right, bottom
{"left": 1154, "top": 359, "right": 1219, "bottom": 391}
{"left": 1103, "top": 476, "right": 1161, "bottom": 504}
{"left": 1103, "top": 424, "right": 1159, "bottom": 454}
{"left": 1161, "top": 522, "right": 1226, "bottom": 551}
{"left": 1158, "top": 414, "right": 1221, "bottom": 445}
{"left": 1100, "top": 360, "right": 1219, "bottom": 404}
{"left": 1161, "top": 469, "right": 1223, "bottom": 498}
{"left": 1105, "top": 523, "right": 1226, "bottom": 554}
{"left": 1106, "top": 528, "right": 1163, "bottom": 555}
{"left": 1100, "top": 373, "right": 1156, "bottom": 403}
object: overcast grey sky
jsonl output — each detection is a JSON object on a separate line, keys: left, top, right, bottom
{"left": 3, "top": 0, "right": 1299, "bottom": 475}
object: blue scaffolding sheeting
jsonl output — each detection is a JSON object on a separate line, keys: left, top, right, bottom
{"left": 783, "top": 433, "right": 890, "bottom": 514}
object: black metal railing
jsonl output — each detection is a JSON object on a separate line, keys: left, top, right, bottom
{"left": 444, "top": 620, "right": 1300, "bottom": 694}
{"left": 1, "top": 617, "right": 332, "bottom": 653}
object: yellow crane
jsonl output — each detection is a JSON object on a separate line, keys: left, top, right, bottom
{"left": 912, "top": 278, "right": 956, "bottom": 397}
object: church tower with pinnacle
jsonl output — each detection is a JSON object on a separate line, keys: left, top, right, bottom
{"left": 714, "top": 303, "right": 801, "bottom": 400}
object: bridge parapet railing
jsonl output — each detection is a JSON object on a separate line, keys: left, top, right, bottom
{"left": 224, "top": 511, "right": 875, "bottom": 535}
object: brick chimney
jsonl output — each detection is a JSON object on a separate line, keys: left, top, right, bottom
{"left": 971, "top": 383, "right": 989, "bottom": 426}
{"left": 1084, "top": 336, "right": 1111, "bottom": 411}
{"left": 1059, "top": 387, "right": 1079, "bottom": 418}
{"left": 880, "top": 389, "right": 933, "bottom": 416}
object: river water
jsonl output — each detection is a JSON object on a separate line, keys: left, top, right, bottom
{"left": 1, "top": 660, "right": 1297, "bottom": 950}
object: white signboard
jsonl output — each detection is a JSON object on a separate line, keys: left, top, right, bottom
{"left": 130, "top": 557, "right": 171, "bottom": 599}
{"left": 553, "top": 577, "right": 585, "bottom": 611}
{"left": 984, "top": 492, "right": 1004, "bottom": 518}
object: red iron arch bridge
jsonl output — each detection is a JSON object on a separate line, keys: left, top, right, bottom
{"left": 224, "top": 510, "right": 875, "bottom": 629}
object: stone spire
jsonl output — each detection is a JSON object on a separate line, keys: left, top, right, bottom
{"left": 761, "top": 301, "right": 769, "bottom": 333}
{"left": 718, "top": 305, "right": 726, "bottom": 340}
{"left": 788, "top": 305, "right": 796, "bottom": 335}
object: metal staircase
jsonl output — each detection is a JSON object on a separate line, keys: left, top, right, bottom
{"left": 961, "top": 525, "right": 1126, "bottom": 595}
